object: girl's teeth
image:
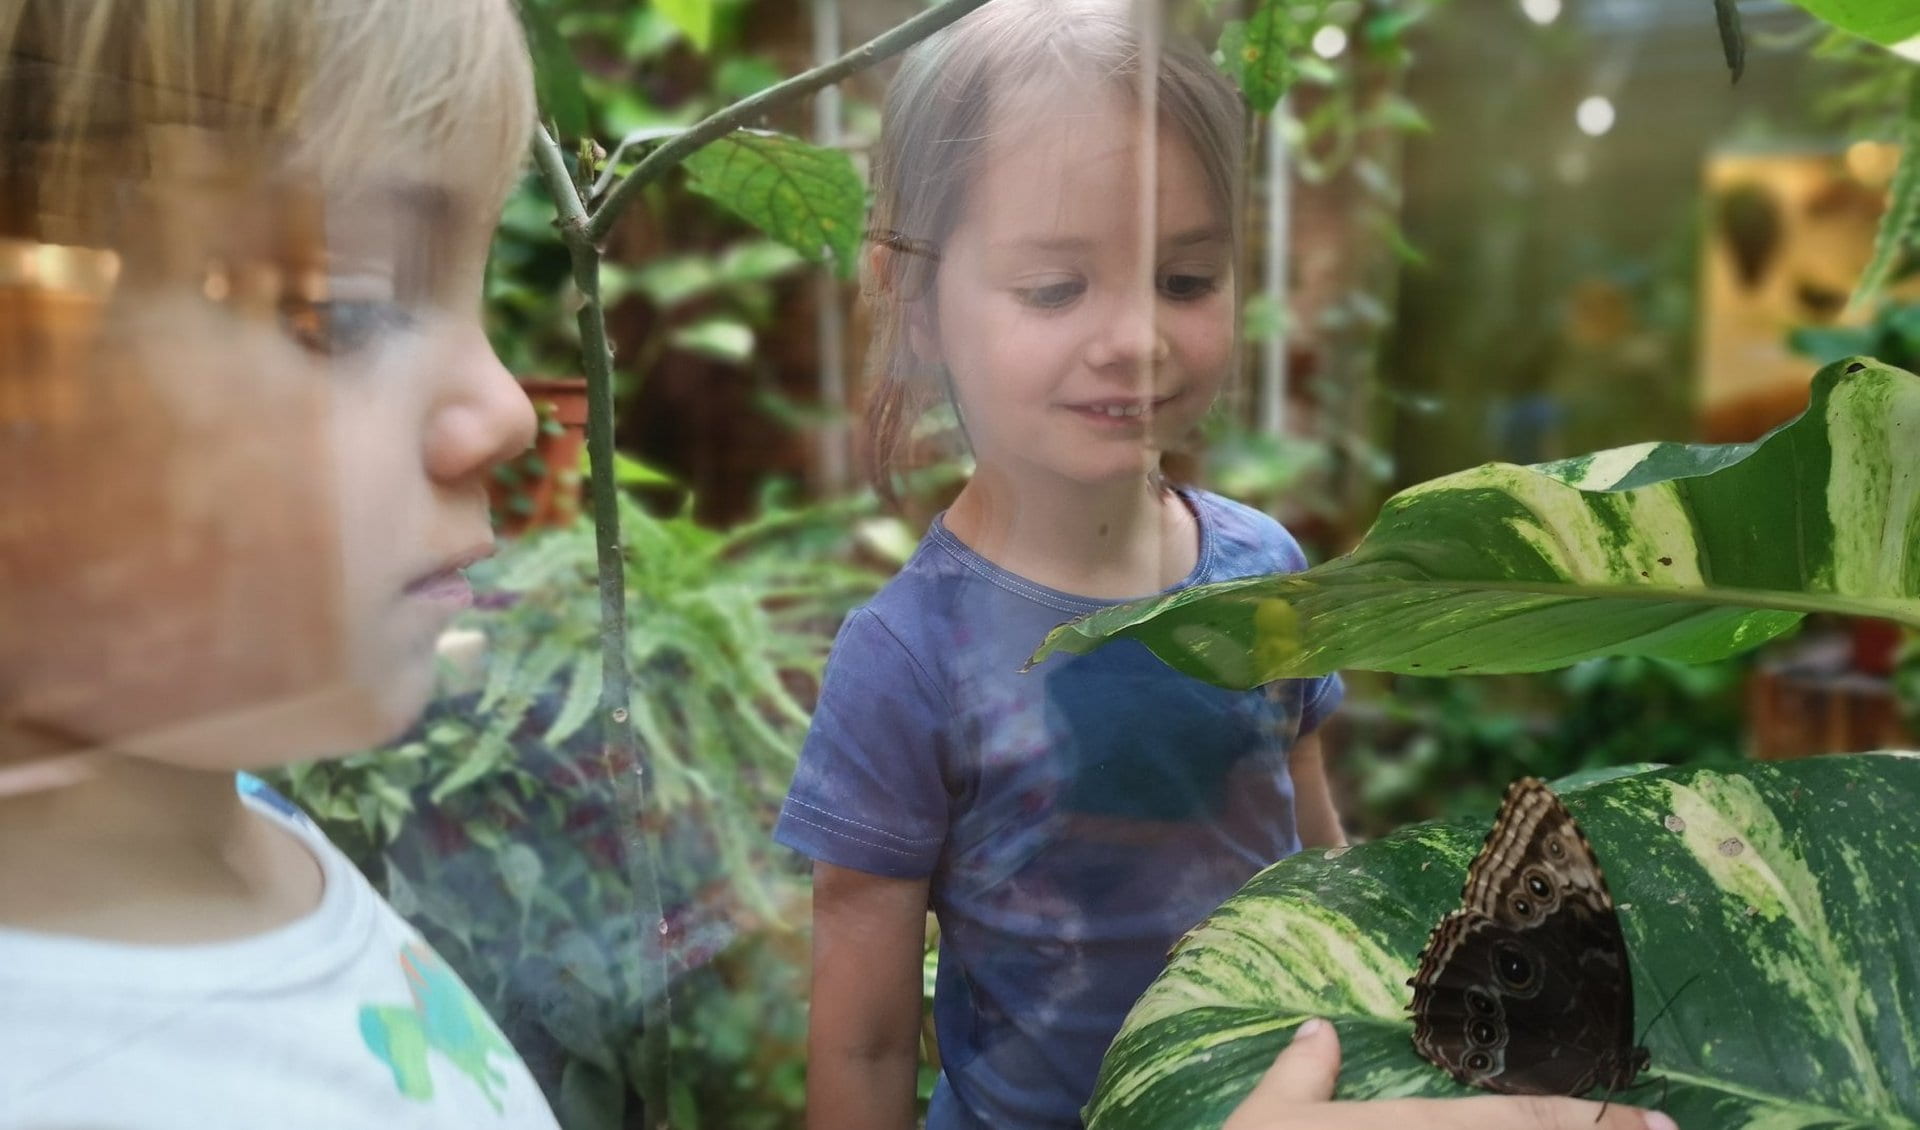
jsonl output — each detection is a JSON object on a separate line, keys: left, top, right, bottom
{"left": 1097, "top": 404, "right": 1144, "bottom": 418}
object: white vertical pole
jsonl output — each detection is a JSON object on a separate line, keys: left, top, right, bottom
{"left": 1258, "top": 100, "right": 1290, "bottom": 437}
{"left": 813, "top": 0, "right": 850, "bottom": 492}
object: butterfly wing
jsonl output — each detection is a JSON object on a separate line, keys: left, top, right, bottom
{"left": 1408, "top": 778, "right": 1643, "bottom": 1096}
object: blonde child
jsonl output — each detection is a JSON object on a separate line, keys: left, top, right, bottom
{"left": 0, "top": 2, "right": 560, "bottom": 1125}
{"left": 776, "top": 4, "right": 1679, "bottom": 1130}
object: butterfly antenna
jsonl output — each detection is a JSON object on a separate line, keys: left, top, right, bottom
{"left": 1594, "top": 974, "right": 1703, "bottom": 1122}
{"left": 1636, "top": 972, "right": 1705, "bottom": 1048}
{"left": 1589, "top": 970, "right": 1712, "bottom": 1120}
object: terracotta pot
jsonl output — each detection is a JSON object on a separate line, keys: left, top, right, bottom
{"left": 491, "top": 377, "right": 589, "bottom": 536}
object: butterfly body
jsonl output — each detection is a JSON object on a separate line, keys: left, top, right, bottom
{"left": 1407, "top": 777, "right": 1648, "bottom": 1096}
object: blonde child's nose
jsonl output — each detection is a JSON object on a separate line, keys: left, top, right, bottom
{"left": 425, "top": 335, "right": 537, "bottom": 483}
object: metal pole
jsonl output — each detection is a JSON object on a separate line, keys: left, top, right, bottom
{"left": 813, "top": 0, "right": 850, "bottom": 493}
{"left": 1258, "top": 100, "right": 1290, "bottom": 437}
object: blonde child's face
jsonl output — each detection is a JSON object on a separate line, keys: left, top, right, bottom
{"left": 918, "top": 87, "right": 1234, "bottom": 489}
{"left": 0, "top": 149, "right": 534, "bottom": 769}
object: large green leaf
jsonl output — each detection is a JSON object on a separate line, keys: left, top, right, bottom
{"left": 1784, "top": 0, "right": 1920, "bottom": 47}
{"left": 681, "top": 131, "right": 864, "bottom": 279}
{"left": 1032, "top": 359, "right": 1920, "bottom": 686}
{"left": 1087, "top": 754, "right": 1920, "bottom": 1130}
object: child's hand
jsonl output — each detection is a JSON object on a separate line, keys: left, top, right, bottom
{"left": 1221, "top": 1019, "right": 1678, "bottom": 1130}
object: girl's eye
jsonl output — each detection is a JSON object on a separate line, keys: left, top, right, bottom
{"left": 1160, "top": 273, "right": 1218, "bottom": 301}
{"left": 279, "top": 298, "right": 416, "bottom": 356}
{"left": 1015, "top": 280, "right": 1085, "bottom": 310}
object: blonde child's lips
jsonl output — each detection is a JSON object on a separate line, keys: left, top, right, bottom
{"left": 401, "top": 542, "right": 492, "bottom": 605}
{"left": 404, "top": 568, "right": 474, "bottom": 608}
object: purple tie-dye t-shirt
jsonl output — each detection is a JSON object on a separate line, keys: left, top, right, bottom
{"left": 774, "top": 487, "right": 1342, "bottom": 1130}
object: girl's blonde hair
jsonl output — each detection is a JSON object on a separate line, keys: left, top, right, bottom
{"left": 0, "top": 0, "right": 534, "bottom": 251}
{"left": 862, "top": 0, "right": 1245, "bottom": 505}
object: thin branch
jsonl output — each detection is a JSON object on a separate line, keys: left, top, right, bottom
{"left": 586, "top": 0, "right": 991, "bottom": 244}
{"left": 531, "top": 124, "right": 590, "bottom": 239}
{"left": 530, "top": 121, "right": 674, "bottom": 1128}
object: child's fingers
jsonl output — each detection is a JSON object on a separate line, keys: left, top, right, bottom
{"left": 1222, "top": 1018, "right": 1342, "bottom": 1127}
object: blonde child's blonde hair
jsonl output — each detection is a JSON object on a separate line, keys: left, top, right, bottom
{"left": 862, "top": 0, "right": 1245, "bottom": 505}
{"left": 0, "top": 0, "right": 535, "bottom": 748}
{"left": 0, "top": 0, "right": 534, "bottom": 251}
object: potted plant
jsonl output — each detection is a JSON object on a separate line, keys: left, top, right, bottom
{"left": 490, "top": 377, "right": 590, "bottom": 536}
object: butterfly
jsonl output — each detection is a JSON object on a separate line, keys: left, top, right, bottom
{"left": 1407, "top": 776, "right": 1649, "bottom": 1096}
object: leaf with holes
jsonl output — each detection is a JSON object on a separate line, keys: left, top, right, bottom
{"left": 681, "top": 131, "right": 863, "bottom": 279}
{"left": 1031, "top": 358, "right": 1920, "bottom": 685}
{"left": 1086, "top": 754, "right": 1920, "bottom": 1130}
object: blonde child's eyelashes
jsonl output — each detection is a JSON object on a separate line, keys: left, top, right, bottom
{"left": 278, "top": 295, "right": 418, "bottom": 358}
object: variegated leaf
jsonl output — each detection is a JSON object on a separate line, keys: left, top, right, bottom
{"left": 1087, "top": 755, "right": 1920, "bottom": 1130}
{"left": 1032, "top": 359, "right": 1920, "bottom": 686}
{"left": 1783, "top": 0, "right": 1920, "bottom": 47}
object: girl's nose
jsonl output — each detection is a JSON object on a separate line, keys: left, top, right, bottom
{"left": 1085, "top": 287, "right": 1170, "bottom": 379}
{"left": 424, "top": 328, "right": 537, "bottom": 485}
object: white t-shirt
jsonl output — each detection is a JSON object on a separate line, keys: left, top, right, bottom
{"left": 0, "top": 779, "right": 563, "bottom": 1129}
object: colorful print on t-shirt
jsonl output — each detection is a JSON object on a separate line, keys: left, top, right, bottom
{"left": 359, "top": 943, "right": 516, "bottom": 1113}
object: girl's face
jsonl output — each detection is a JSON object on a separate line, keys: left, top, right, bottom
{"left": 918, "top": 87, "right": 1234, "bottom": 490}
{"left": 0, "top": 150, "right": 534, "bottom": 768}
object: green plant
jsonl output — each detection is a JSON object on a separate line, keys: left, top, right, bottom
{"left": 490, "top": 400, "right": 574, "bottom": 526}
{"left": 513, "top": 4, "right": 992, "bottom": 1118}
{"left": 272, "top": 490, "right": 890, "bottom": 1130}
{"left": 1084, "top": 754, "right": 1920, "bottom": 1128}
{"left": 1791, "top": 299, "right": 1920, "bottom": 371}
{"left": 486, "top": 0, "right": 817, "bottom": 386}
{"left": 1034, "top": 358, "right": 1920, "bottom": 682}
{"left": 1339, "top": 653, "right": 1749, "bottom": 839}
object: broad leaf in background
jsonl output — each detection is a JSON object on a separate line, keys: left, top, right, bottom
{"left": 1217, "top": 0, "right": 1335, "bottom": 114}
{"left": 1032, "top": 359, "right": 1920, "bottom": 685}
{"left": 1085, "top": 755, "right": 1920, "bottom": 1130}
{"left": 681, "top": 131, "right": 864, "bottom": 279}
{"left": 1853, "top": 74, "right": 1920, "bottom": 308}
{"left": 670, "top": 319, "right": 754, "bottom": 364}
{"left": 518, "top": 0, "right": 590, "bottom": 139}
{"left": 1785, "top": 0, "right": 1920, "bottom": 46}
{"left": 654, "top": 0, "right": 715, "bottom": 53}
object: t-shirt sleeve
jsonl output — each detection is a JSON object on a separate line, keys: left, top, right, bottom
{"left": 1299, "top": 671, "right": 1345, "bottom": 737}
{"left": 1250, "top": 504, "right": 1344, "bottom": 740}
{"left": 774, "top": 608, "right": 951, "bottom": 879}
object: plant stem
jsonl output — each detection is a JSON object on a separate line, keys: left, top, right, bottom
{"left": 531, "top": 123, "right": 673, "bottom": 1129}
{"left": 525, "top": 5, "right": 995, "bottom": 1122}
{"left": 585, "top": 0, "right": 992, "bottom": 244}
